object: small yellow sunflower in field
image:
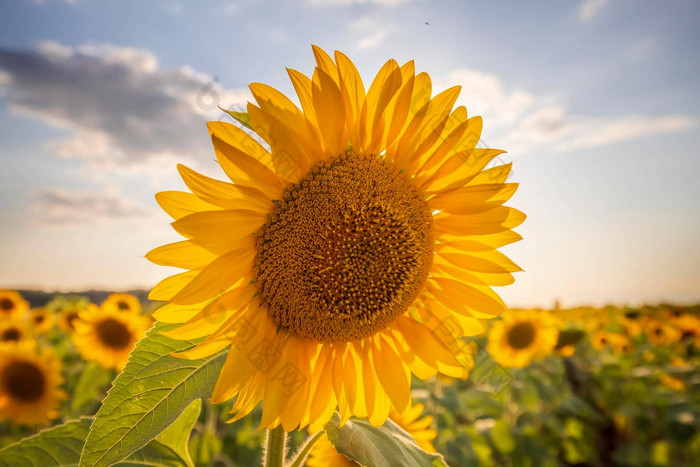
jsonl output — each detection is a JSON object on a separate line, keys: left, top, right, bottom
{"left": 0, "top": 291, "right": 29, "bottom": 320}
{"left": 0, "top": 341, "right": 66, "bottom": 425}
{"left": 0, "top": 319, "right": 32, "bottom": 344}
{"left": 72, "top": 308, "right": 151, "bottom": 370}
{"left": 26, "top": 308, "right": 54, "bottom": 334}
{"left": 101, "top": 293, "right": 142, "bottom": 315}
{"left": 673, "top": 313, "right": 700, "bottom": 345}
{"left": 591, "top": 330, "right": 613, "bottom": 350}
{"left": 148, "top": 46, "right": 524, "bottom": 431}
{"left": 487, "top": 310, "right": 557, "bottom": 368}
{"left": 307, "top": 402, "right": 437, "bottom": 466}
{"left": 645, "top": 320, "right": 681, "bottom": 346}
{"left": 56, "top": 303, "right": 91, "bottom": 333}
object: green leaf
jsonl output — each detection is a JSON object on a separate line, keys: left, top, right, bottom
{"left": 324, "top": 413, "right": 448, "bottom": 467}
{"left": 219, "top": 107, "right": 252, "bottom": 130}
{"left": 0, "top": 400, "right": 202, "bottom": 467}
{"left": 122, "top": 398, "right": 201, "bottom": 467}
{"left": 80, "top": 322, "right": 227, "bottom": 467}
{"left": 0, "top": 418, "right": 91, "bottom": 467}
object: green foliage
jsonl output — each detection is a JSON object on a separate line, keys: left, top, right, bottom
{"left": 79, "top": 322, "right": 226, "bottom": 467}
{"left": 0, "top": 400, "right": 199, "bottom": 467}
{"left": 324, "top": 413, "right": 448, "bottom": 467}
{"left": 0, "top": 418, "right": 90, "bottom": 467}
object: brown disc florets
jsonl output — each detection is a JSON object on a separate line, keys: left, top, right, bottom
{"left": 2, "top": 361, "right": 45, "bottom": 402}
{"left": 96, "top": 318, "right": 132, "bottom": 349}
{"left": 507, "top": 322, "right": 536, "bottom": 349}
{"left": 255, "top": 153, "right": 433, "bottom": 342}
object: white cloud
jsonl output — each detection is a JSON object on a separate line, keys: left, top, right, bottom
{"left": 348, "top": 15, "right": 394, "bottom": 50}
{"left": 0, "top": 41, "right": 250, "bottom": 168}
{"left": 32, "top": 188, "right": 152, "bottom": 225}
{"left": 443, "top": 69, "right": 535, "bottom": 128}
{"left": 556, "top": 114, "right": 696, "bottom": 151}
{"left": 439, "top": 67, "right": 696, "bottom": 156}
{"left": 579, "top": 0, "right": 610, "bottom": 22}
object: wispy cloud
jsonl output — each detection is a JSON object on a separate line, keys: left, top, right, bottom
{"left": 440, "top": 66, "right": 696, "bottom": 155}
{"left": 0, "top": 41, "right": 249, "bottom": 168}
{"left": 556, "top": 114, "right": 696, "bottom": 151}
{"left": 348, "top": 15, "right": 394, "bottom": 50}
{"left": 32, "top": 188, "right": 152, "bottom": 225}
{"left": 579, "top": 0, "right": 610, "bottom": 22}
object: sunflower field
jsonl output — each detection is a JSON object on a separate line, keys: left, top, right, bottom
{"left": 0, "top": 46, "right": 698, "bottom": 467}
{"left": 0, "top": 289, "right": 698, "bottom": 466}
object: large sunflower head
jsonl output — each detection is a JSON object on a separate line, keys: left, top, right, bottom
{"left": 0, "top": 341, "right": 66, "bottom": 425}
{"left": 147, "top": 46, "right": 524, "bottom": 431}
{"left": 307, "top": 402, "right": 437, "bottom": 466}
{"left": 487, "top": 310, "right": 558, "bottom": 368}
{"left": 72, "top": 307, "right": 151, "bottom": 370}
{"left": 101, "top": 293, "right": 142, "bottom": 315}
{"left": 0, "top": 319, "right": 32, "bottom": 344}
{"left": 26, "top": 308, "right": 55, "bottom": 334}
{"left": 0, "top": 290, "right": 29, "bottom": 320}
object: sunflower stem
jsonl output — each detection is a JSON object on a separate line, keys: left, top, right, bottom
{"left": 286, "top": 430, "right": 325, "bottom": 467}
{"left": 263, "top": 425, "right": 287, "bottom": 467}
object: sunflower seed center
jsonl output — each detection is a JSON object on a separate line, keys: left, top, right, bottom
{"left": 1, "top": 328, "right": 21, "bottom": 342}
{"left": 255, "top": 153, "right": 433, "bottom": 342}
{"left": 2, "top": 361, "right": 46, "bottom": 402}
{"left": 96, "top": 318, "right": 132, "bottom": 349}
{"left": 0, "top": 298, "right": 14, "bottom": 312}
{"left": 507, "top": 322, "right": 536, "bottom": 349}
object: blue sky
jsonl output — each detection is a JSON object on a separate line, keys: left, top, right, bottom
{"left": 0, "top": 0, "right": 698, "bottom": 307}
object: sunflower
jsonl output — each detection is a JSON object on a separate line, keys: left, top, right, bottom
{"left": 307, "top": 402, "right": 436, "bottom": 466}
{"left": 147, "top": 46, "right": 524, "bottom": 431}
{"left": 0, "top": 341, "right": 66, "bottom": 425}
{"left": 101, "top": 292, "right": 142, "bottom": 315}
{"left": 26, "top": 308, "right": 54, "bottom": 334}
{"left": 56, "top": 302, "right": 91, "bottom": 333}
{"left": 72, "top": 307, "right": 151, "bottom": 370}
{"left": 0, "top": 319, "right": 32, "bottom": 344}
{"left": 645, "top": 320, "right": 681, "bottom": 346}
{"left": 487, "top": 310, "right": 557, "bottom": 368}
{"left": 0, "top": 290, "right": 29, "bottom": 320}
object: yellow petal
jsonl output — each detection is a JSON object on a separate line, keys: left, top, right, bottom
{"left": 418, "top": 147, "right": 504, "bottom": 194}
{"left": 247, "top": 103, "right": 309, "bottom": 181}
{"left": 429, "top": 183, "right": 518, "bottom": 215}
{"left": 335, "top": 50, "right": 366, "bottom": 150}
{"left": 171, "top": 210, "right": 263, "bottom": 251}
{"left": 287, "top": 68, "right": 318, "bottom": 129}
{"left": 177, "top": 164, "right": 270, "bottom": 212}
{"left": 148, "top": 270, "right": 198, "bottom": 301}
{"left": 312, "top": 67, "right": 348, "bottom": 157}
{"left": 146, "top": 240, "right": 217, "bottom": 270}
{"left": 207, "top": 122, "right": 283, "bottom": 198}
{"left": 170, "top": 247, "right": 256, "bottom": 305}
{"left": 311, "top": 44, "right": 339, "bottom": 84}
{"left": 155, "top": 191, "right": 221, "bottom": 220}
{"left": 360, "top": 59, "right": 402, "bottom": 153}
{"left": 433, "top": 206, "right": 526, "bottom": 236}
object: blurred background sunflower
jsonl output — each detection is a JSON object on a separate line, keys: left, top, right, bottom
{"left": 0, "top": 341, "right": 66, "bottom": 426}
{"left": 487, "top": 309, "right": 558, "bottom": 368}
{"left": 72, "top": 307, "right": 151, "bottom": 370}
